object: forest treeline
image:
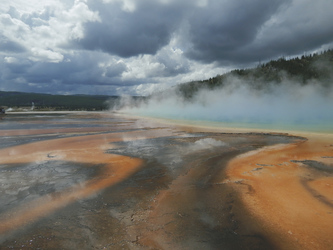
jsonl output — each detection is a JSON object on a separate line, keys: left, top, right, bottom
{"left": 0, "top": 92, "right": 119, "bottom": 111}
{"left": 176, "top": 49, "right": 333, "bottom": 99}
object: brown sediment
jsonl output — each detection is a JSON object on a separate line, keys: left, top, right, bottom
{"left": 225, "top": 133, "right": 333, "bottom": 249}
{"left": 0, "top": 128, "right": 175, "bottom": 236}
{"left": 0, "top": 128, "right": 174, "bottom": 164}
{"left": 0, "top": 127, "right": 119, "bottom": 136}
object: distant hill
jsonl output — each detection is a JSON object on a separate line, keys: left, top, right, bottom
{"left": 176, "top": 49, "right": 333, "bottom": 99}
{"left": 0, "top": 91, "right": 120, "bottom": 111}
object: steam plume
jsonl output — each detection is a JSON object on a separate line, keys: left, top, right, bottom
{"left": 115, "top": 76, "right": 333, "bottom": 132}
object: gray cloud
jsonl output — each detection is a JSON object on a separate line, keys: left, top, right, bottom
{"left": 76, "top": 0, "right": 185, "bottom": 57}
{"left": 153, "top": 48, "right": 190, "bottom": 77}
{"left": 105, "top": 61, "right": 128, "bottom": 78}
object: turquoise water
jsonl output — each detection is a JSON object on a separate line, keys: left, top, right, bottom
{"left": 128, "top": 110, "right": 333, "bottom": 134}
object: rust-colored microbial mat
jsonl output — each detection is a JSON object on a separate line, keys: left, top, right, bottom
{"left": 0, "top": 112, "right": 332, "bottom": 249}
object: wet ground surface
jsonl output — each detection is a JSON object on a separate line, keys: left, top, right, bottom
{"left": 1, "top": 112, "right": 331, "bottom": 249}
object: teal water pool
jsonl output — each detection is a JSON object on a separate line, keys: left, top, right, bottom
{"left": 125, "top": 110, "right": 333, "bottom": 134}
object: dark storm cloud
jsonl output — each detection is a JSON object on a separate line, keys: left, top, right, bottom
{"left": 0, "top": 35, "right": 26, "bottom": 53}
{"left": 184, "top": 0, "right": 291, "bottom": 64}
{"left": 76, "top": 0, "right": 185, "bottom": 58}
{"left": 248, "top": 1, "right": 333, "bottom": 60}
{"left": 24, "top": 54, "right": 119, "bottom": 86}
{"left": 2, "top": 58, "right": 31, "bottom": 77}
{"left": 0, "top": 51, "right": 144, "bottom": 95}
{"left": 185, "top": 0, "right": 333, "bottom": 64}
{"left": 75, "top": 0, "right": 333, "bottom": 65}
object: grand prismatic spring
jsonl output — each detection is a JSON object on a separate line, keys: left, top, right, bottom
{"left": 0, "top": 111, "right": 332, "bottom": 249}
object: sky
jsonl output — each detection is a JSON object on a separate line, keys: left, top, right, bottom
{"left": 0, "top": 0, "right": 333, "bottom": 96}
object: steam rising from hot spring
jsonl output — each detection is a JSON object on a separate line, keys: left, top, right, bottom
{"left": 115, "top": 78, "right": 333, "bottom": 130}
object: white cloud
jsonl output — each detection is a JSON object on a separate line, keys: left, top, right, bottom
{"left": 58, "top": 1, "right": 100, "bottom": 39}
{"left": 100, "top": 0, "right": 136, "bottom": 12}
{"left": 4, "top": 56, "right": 18, "bottom": 63}
{"left": 196, "top": 0, "right": 208, "bottom": 7}
{"left": 0, "top": 0, "right": 60, "bottom": 14}
{"left": 29, "top": 48, "right": 64, "bottom": 63}
{"left": 0, "top": 0, "right": 100, "bottom": 62}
